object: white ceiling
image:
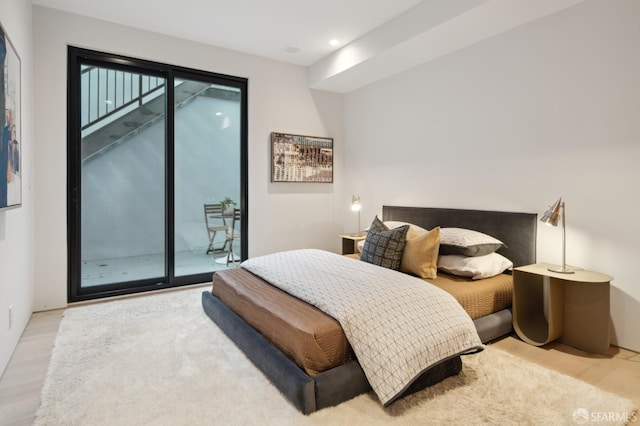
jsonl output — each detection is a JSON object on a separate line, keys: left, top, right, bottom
{"left": 32, "top": 0, "right": 586, "bottom": 93}
{"left": 31, "top": 0, "right": 424, "bottom": 66}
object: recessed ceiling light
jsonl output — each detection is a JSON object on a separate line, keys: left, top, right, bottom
{"left": 329, "top": 39, "right": 340, "bottom": 46}
{"left": 215, "top": 112, "right": 223, "bottom": 116}
{"left": 284, "top": 45, "right": 300, "bottom": 54}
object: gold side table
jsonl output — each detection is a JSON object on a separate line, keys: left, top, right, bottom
{"left": 512, "top": 263, "right": 613, "bottom": 354}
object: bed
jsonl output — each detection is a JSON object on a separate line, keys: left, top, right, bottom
{"left": 201, "top": 206, "right": 537, "bottom": 414}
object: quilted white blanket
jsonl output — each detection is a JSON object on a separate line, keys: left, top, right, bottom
{"left": 241, "top": 249, "right": 483, "bottom": 405}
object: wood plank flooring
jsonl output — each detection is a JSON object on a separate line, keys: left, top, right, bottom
{"left": 491, "top": 336, "right": 640, "bottom": 408}
{"left": 0, "top": 309, "right": 64, "bottom": 426}
{"left": 1, "top": 310, "right": 638, "bottom": 425}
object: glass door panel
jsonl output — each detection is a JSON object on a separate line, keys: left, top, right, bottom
{"left": 68, "top": 47, "right": 247, "bottom": 302}
{"left": 80, "top": 65, "right": 167, "bottom": 287}
{"left": 174, "top": 80, "right": 242, "bottom": 276}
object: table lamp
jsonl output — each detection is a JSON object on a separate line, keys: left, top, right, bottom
{"left": 351, "top": 196, "right": 362, "bottom": 236}
{"left": 540, "top": 197, "right": 574, "bottom": 274}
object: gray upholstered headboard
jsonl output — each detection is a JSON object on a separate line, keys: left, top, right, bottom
{"left": 382, "top": 206, "right": 537, "bottom": 268}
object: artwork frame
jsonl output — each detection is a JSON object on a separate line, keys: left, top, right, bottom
{"left": 271, "top": 132, "right": 333, "bottom": 183}
{"left": 0, "top": 21, "right": 21, "bottom": 211}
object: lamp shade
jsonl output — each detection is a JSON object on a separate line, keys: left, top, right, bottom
{"left": 540, "top": 197, "right": 574, "bottom": 274}
{"left": 540, "top": 197, "right": 562, "bottom": 227}
{"left": 351, "top": 196, "right": 361, "bottom": 211}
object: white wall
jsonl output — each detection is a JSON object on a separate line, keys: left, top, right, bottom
{"left": 344, "top": 0, "right": 640, "bottom": 351}
{"left": 32, "top": 7, "right": 344, "bottom": 310}
{"left": 0, "top": 0, "right": 34, "bottom": 376}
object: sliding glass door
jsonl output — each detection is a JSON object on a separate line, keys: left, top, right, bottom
{"left": 67, "top": 48, "right": 247, "bottom": 302}
{"left": 174, "top": 79, "right": 243, "bottom": 276}
{"left": 79, "top": 66, "right": 167, "bottom": 287}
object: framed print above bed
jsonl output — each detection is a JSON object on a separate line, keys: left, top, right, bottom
{"left": 271, "top": 132, "right": 333, "bottom": 183}
{"left": 0, "top": 21, "right": 21, "bottom": 211}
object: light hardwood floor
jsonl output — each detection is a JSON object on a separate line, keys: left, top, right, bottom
{"left": 491, "top": 336, "right": 640, "bottom": 409}
{"left": 0, "top": 309, "right": 64, "bottom": 426}
{"left": 1, "top": 310, "right": 639, "bottom": 425}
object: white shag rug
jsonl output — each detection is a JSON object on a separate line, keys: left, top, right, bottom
{"left": 36, "top": 287, "right": 637, "bottom": 425}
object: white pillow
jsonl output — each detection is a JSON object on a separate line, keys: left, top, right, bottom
{"left": 365, "top": 221, "right": 427, "bottom": 232}
{"left": 437, "top": 252, "right": 513, "bottom": 280}
{"left": 384, "top": 221, "right": 427, "bottom": 234}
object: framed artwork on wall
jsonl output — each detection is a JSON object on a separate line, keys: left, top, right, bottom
{"left": 270, "top": 132, "right": 333, "bottom": 183}
{"left": 0, "top": 21, "right": 21, "bottom": 211}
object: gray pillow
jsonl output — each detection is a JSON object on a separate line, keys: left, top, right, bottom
{"left": 439, "top": 228, "right": 504, "bottom": 257}
{"left": 360, "top": 216, "right": 409, "bottom": 270}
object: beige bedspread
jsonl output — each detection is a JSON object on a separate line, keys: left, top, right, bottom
{"left": 241, "top": 249, "right": 482, "bottom": 405}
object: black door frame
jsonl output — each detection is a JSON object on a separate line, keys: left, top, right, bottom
{"left": 67, "top": 47, "right": 248, "bottom": 302}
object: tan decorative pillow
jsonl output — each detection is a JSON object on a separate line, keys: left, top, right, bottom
{"left": 400, "top": 227, "right": 440, "bottom": 279}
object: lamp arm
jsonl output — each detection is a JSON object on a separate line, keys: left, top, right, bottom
{"left": 561, "top": 202, "right": 566, "bottom": 271}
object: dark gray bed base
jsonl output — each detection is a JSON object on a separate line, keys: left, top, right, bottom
{"left": 202, "top": 290, "right": 462, "bottom": 414}
{"left": 383, "top": 205, "right": 537, "bottom": 343}
{"left": 201, "top": 206, "right": 537, "bottom": 414}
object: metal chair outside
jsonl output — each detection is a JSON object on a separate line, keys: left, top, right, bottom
{"left": 204, "top": 203, "right": 228, "bottom": 255}
{"left": 223, "top": 208, "right": 241, "bottom": 266}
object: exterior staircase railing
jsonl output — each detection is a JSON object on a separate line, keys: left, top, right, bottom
{"left": 81, "top": 65, "right": 165, "bottom": 133}
{"left": 81, "top": 76, "right": 213, "bottom": 161}
{"left": 80, "top": 65, "right": 240, "bottom": 161}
